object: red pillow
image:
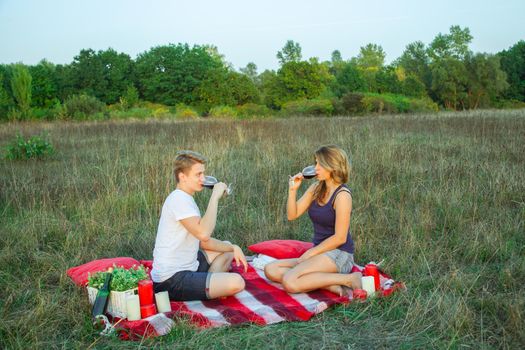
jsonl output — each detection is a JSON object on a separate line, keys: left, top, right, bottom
{"left": 248, "top": 240, "right": 313, "bottom": 259}
{"left": 66, "top": 257, "right": 141, "bottom": 286}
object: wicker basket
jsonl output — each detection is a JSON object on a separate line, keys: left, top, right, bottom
{"left": 87, "top": 286, "right": 138, "bottom": 318}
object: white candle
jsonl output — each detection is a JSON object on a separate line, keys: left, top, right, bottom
{"left": 155, "top": 291, "right": 172, "bottom": 313}
{"left": 362, "top": 276, "right": 376, "bottom": 297}
{"left": 126, "top": 294, "right": 141, "bottom": 321}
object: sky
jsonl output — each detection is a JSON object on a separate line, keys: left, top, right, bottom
{"left": 0, "top": 0, "right": 523, "bottom": 72}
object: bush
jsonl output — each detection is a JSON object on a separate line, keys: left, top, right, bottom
{"left": 109, "top": 107, "right": 152, "bottom": 119}
{"left": 409, "top": 97, "right": 439, "bottom": 112}
{"left": 174, "top": 104, "right": 199, "bottom": 119}
{"left": 4, "top": 133, "right": 54, "bottom": 160}
{"left": 281, "top": 98, "right": 334, "bottom": 117}
{"left": 209, "top": 105, "right": 238, "bottom": 118}
{"left": 63, "top": 94, "right": 105, "bottom": 119}
{"left": 30, "top": 107, "right": 56, "bottom": 120}
{"left": 235, "top": 103, "right": 272, "bottom": 118}
{"left": 494, "top": 99, "right": 525, "bottom": 109}
{"left": 341, "top": 92, "right": 365, "bottom": 114}
{"left": 119, "top": 85, "right": 139, "bottom": 110}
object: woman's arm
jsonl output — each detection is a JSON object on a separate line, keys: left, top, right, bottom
{"left": 287, "top": 180, "right": 316, "bottom": 221}
{"left": 298, "top": 191, "right": 352, "bottom": 262}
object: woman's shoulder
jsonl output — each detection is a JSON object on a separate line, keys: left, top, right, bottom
{"left": 333, "top": 185, "right": 352, "bottom": 202}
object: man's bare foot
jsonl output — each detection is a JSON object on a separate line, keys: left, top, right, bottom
{"left": 344, "top": 272, "right": 363, "bottom": 290}
{"left": 324, "top": 285, "right": 344, "bottom": 296}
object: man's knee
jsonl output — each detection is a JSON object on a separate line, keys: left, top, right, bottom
{"left": 228, "top": 273, "right": 245, "bottom": 294}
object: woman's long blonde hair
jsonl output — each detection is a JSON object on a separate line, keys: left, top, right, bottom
{"left": 312, "top": 145, "right": 351, "bottom": 203}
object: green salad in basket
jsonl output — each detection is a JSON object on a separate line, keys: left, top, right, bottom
{"left": 88, "top": 265, "right": 148, "bottom": 292}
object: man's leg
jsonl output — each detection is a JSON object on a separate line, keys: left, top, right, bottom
{"left": 203, "top": 249, "right": 234, "bottom": 272}
{"left": 201, "top": 249, "right": 245, "bottom": 298}
{"left": 207, "top": 272, "right": 245, "bottom": 299}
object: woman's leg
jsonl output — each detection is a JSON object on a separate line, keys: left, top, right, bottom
{"left": 282, "top": 254, "right": 362, "bottom": 293}
{"left": 264, "top": 259, "right": 299, "bottom": 283}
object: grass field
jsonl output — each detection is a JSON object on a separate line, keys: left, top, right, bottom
{"left": 1, "top": 110, "right": 524, "bottom": 349}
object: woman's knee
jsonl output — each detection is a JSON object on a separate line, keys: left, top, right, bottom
{"left": 282, "top": 273, "right": 300, "bottom": 293}
{"left": 264, "top": 262, "right": 278, "bottom": 279}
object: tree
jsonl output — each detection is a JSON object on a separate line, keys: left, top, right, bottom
{"left": 498, "top": 40, "right": 525, "bottom": 101}
{"left": 397, "top": 41, "right": 432, "bottom": 91}
{"left": 195, "top": 69, "right": 260, "bottom": 110}
{"left": 330, "top": 61, "right": 365, "bottom": 97}
{"left": 263, "top": 58, "right": 332, "bottom": 108}
{"left": 29, "top": 59, "right": 59, "bottom": 108}
{"left": 69, "top": 48, "right": 135, "bottom": 104}
{"left": 0, "top": 72, "right": 13, "bottom": 120}
{"left": 464, "top": 53, "right": 508, "bottom": 108}
{"left": 240, "top": 62, "right": 259, "bottom": 85}
{"left": 427, "top": 25, "right": 473, "bottom": 61}
{"left": 136, "top": 44, "right": 223, "bottom": 105}
{"left": 354, "top": 43, "right": 386, "bottom": 92}
{"left": 10, "top": 63, "right": 32, "bottom": 118}
{"left": 376, "top": 65, "right": 403, "bottom": 94}
{"left": 331, "top": 50, "right": 343, "bottom": 63}
{"left": 355, "top": 43, "right": 386, "bottom": 69}
{"left": 277, "top": 40, "right": 302, "bottom": 65}
{"left": 430, "top": 58, "right": 468, "bottom": 109}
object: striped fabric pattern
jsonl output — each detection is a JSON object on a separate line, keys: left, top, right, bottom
{"left": 112, "top": 261, "right": 403, "bottom": 340}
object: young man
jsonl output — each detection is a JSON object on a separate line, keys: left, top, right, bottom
{"left": 151, "top": 150, "right": 247, "bottom": 301}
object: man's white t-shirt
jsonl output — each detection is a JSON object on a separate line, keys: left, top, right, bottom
{"left": 151, "top": 189, "right": 201, "bottom": 283}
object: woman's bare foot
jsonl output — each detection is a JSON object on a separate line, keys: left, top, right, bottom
{"left": 324, "top": 285, "right": 344, "bottom": 296}
{"left": 343, "top": 272, "right": 363, "bottom": 290}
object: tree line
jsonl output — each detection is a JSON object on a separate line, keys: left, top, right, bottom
{"left": 1, "top": 25, "right": 524, "bottom": 120}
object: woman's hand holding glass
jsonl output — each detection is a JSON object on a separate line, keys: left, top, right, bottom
{"left": 288, "top": 173, "right": 304, "bottom": 191}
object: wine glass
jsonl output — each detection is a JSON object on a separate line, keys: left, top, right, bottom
{"left": 301, "top": 165, "right": 316, "bottom": 179}
{"left": 203, "top": 176, "right": 232, "bottom": 195}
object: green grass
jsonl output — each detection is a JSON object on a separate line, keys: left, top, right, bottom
{"left": 1, "top": 109, "right": 524, "bottom": 349}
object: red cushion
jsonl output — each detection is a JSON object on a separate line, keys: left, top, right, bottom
{"left": 66, "top": 257, "right": 140, "bottom": 286}
{"left": 248, "top": 240, "right": 313, "bottom": 259}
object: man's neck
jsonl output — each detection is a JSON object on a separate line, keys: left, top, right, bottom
{"left": 176, "top": 184, "right": 194, "bottom": 196}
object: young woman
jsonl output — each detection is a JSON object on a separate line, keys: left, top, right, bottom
{"left": 264, "top": 145, "right": 362, "bottom": 296}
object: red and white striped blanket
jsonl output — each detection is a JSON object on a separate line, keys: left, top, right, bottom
{"left": 100, "top": 260, "right": 403, "bottom": 340}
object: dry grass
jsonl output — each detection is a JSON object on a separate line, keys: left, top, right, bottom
{"left": 1, "top": 109, "right": 524, "bottom": 349}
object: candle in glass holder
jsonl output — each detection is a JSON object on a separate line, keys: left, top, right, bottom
{"left": 362, "top": 276, "right": 376, "bottom": 297}
{"left": 140, "top": 303, "right": 157, "bottom": 318}
{"left": 126, "top": 294, "right": 141, "bottom": 321}
{"left": 155, "top": 291, "right": 171, "bottom": 313}
{"left": 364, "top": 263, "right": 381, "bottom": 291}
{"left": 138, "top": 279, "right": 154, "bottom": 306}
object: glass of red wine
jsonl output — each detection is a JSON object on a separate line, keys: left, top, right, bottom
{"left": 203, "top": 176, "right": 232, "bottom": 195}
{"left": 301, "top": 165, "right": 316, "bottom": 179}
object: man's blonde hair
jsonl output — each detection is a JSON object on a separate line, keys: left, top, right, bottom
{"left": 174, "top": 150, "right": 207, "bottom": 182}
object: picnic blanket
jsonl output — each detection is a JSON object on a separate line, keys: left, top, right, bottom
{"left": 68, "top": 257, "right": 404, "bottom": 340}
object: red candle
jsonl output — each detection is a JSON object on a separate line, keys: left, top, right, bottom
{"left": 138, "top": 279, "right": 154, "bottom": 306}
{"left": 364, "top": 264, "right": 381, "bottom": 291}
{"left": 140, "top": 303, "right": 157, "bottom": 318}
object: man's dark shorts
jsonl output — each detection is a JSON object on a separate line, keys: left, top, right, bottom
{"left": 153, "top": 250, "right": 212, "bottom": 301}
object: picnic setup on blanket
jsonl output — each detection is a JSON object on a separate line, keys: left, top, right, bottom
{"left": 67, "top": 240, "right": 405, "bottom": 340}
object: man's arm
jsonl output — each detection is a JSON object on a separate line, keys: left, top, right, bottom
{"left": 200, "top": 238, "right": 248, "bottom": 272}
{"left": 180, "top": 183, "right": 228, "bottom": 241}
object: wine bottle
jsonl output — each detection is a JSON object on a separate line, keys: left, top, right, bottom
{"left": 91, "top": 268, "right": 113, "bottom": 318}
